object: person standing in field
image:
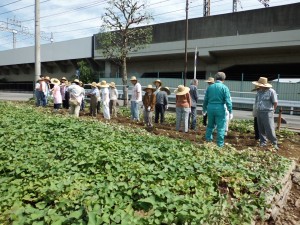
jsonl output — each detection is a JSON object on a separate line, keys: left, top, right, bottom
{"left": 38, "top": 76, "right": 47, "bottom": 107}
{"left": 44, "top": 76, "right": 51, "bottom": 106}
{"left": 174, "top": 85, "right": 191, "bottom": 133}
{"left": 202, "top": 72, "right": 233, "bottom": 147}
{"left": 155, "top": 87, "right": 170, "bottom": 124}
{"left": 50, "top": 78, "right": 62, "bottom": 112}
{"left": 60, "top": 77, "right": 69, "bottom": 109}
{"left": 252, "top": 77, "right": 278, "bottom": 150}
{"left": 142, "top": 85, "right": 156, "bottom": 128}
{"left": 79, "top": 81, "right": 85, "bottom": 111}
{"left": 109, "top": 82, "right": 119, "bottom": 118}
{"left": 130, "top": 76, "right": 142, "bottom": 122}
{"left": 68, "top": 79, "right": 84, "bottom": 117}
{"left": 202, "top": 77, "right": 215, "bottom": 126}
{"left": 35, "top": 78, "right": 41, "bottom": 106}
{"left": 99, "top": 80, "right": 110, "bottom": 120}
{"left": 153, "top": 79, "right": 163, "bottom": 95}
{"left": 251, "top": 85, "right": 260, "bottom": 140}
{"left": 189, "top": 79, "right": 199, "bottom": 130}
{"left": 87, "top": 82, "right": 100, "bottom": 117}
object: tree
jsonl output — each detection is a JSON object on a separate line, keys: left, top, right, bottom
{"left": 98, "top": 0, "right": 153, "bottom": 106}
{"left": 77, "top": 60, "right": 94, "bottom": 84}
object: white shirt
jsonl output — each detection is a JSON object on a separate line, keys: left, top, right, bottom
{"left": 102, "top": 87, "right": 110, "bottom": 104}
{"left": 109, "top": 88, "right": 119, "bottom": 101}
{"left": 131, "top": 82, "right": 142, "bottom": 102}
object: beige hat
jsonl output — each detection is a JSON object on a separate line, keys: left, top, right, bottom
{"left": 73, "top": 79, "right": 80, "bottom": 84}
{"left": 160, "top": 86, "right": 171, "bottom": 95}
{"left": 205, "top": 77, "right": 215, "bottom": 83}
{"left": 99, "top": 80, "right": 109, "bottom": 88}
{"left": 174, "top": 85, "right": 190, "bottom": 95}
{"left": 91, "top": 82, "right": 97, "bottom": 88}
{"left": 130, "top": 76, "right": 137, "bottom": 81}
{"left": 153, "top": 79, "right": 163, "bottom": 86}
{"left": 252, "top": 77, "right": 272, "bottom": 88}
{"left": 110, "top": 82, "right": 116, "bottom": 88}
{"left": 44, "top": 76, "right": 51, "bottom": 81}
{"left": 61, "top": 77, "right": 67, "bottom": 81}
{"left": 143, "top": 84, "right": 156, "bottom": 92}
{"left": 50, "top": 78, "right": 60, "bottom": 85}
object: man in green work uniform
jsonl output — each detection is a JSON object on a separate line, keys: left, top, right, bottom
{"left": 202, "top": 72, "right": 233, "bottom": 147}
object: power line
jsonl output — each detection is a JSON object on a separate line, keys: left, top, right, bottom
{"left": 0, "top": 0, "right": 23, "bottom": 8}
{"left": 0, "top": 0, "right": 50, "bottom": 16}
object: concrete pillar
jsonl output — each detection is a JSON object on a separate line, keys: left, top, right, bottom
{"left": 104, "top": 61, "right": 111, "bottom": 78}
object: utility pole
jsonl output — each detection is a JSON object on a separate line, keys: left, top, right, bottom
{"left": 35, "top": 0, "right": 41, "bottom": 82}
{"left": 203, "top": 0, "right": 210, "bottom": 17}
{"left": 184, "top": 0, "right": 189, "bottom": 86}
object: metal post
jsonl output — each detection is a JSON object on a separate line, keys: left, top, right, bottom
{"left": 184, "top": 0, "right": 188, "bottom": 86}
{"left": 157, "top": 72, "right": 159, "bottom": 78}
{"left": 277, "top": 74, "right": 280, "bottom": 96}
{"left": 277, "top": 107, "right": 282, "bottom": 130}
{"left": 240, "top": 73, "right": 244, "bottom": 97}
{"left": 34, "top": 0, "right": 41, "bottom": 83}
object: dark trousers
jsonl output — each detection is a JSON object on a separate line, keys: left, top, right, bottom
{"left": 97, "top": 101, "right": 101, "bottom": 114}
{"left": 63, "top": 92, "right": 69, "bottom": 109}
{"left": 254, "top": 117, "right": 260, "bottom": 140}
{"left": 155, "top": 104, "right": 165, "bottom": 124}
{"left": 188, "top": 106, "right": 197, "bottom": 130}
{"left": 203, "top": 114, "right": 208, "bottom": 126}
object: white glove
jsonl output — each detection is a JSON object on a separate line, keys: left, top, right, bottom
{"left": 229, "top": 114, "right": 233, "bottom": 120}
{"left": 202, "top": 111, "right": 207, "bottom": 116}
{"left": 147, "top": 106, "right": 151, "bottom": 111}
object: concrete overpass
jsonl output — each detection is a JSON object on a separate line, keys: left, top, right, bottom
{"left": 0, "top": 3, "right": 299, "bottom": 82}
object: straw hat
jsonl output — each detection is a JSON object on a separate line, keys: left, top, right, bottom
{"left": 130, "top": 76, "right": 137, "bottom": 81}
{"left": 50, "top": 78, "right": 60, "bottom": 85}
{"left": 153, "top": 79, "right": 163, "bottom": 86}
{"left": 44, "top": 76, "right": 51, "bottom": 81}
{"left": 174, "top": 85, "right": 190, "bottom": 95}
{"left": 252, "top": 77, "right": 272, "bottom": 88}
{"left": 98, "top": 80, "right": 109, "bottom": 88}
{"left": 61, "top": 77, "right": 67, "bottom": 81}
{"left": 91, "top": 82, "right": 97, "bottom": 88}
{"left": 110, "top": 82, "right": 116, "bottom": 88}
{"left": 205, "top": 77, "right": 215, "bottom": 83}
{"left": 73, "top": 79, "right": 80, "bottom": 84}
{"left": 143, "top": 84, "right": 156, "bottom": 92}
{"left": 160, "top": 86, "right": 171, "bottom": 95}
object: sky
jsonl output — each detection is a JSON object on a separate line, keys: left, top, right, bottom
{"left": 0, "top": 0, "right": 298, "bottom": 51}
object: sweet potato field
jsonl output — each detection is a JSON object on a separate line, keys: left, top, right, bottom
{"left": 0, "top": 102, "right": 293, "bottom": 225}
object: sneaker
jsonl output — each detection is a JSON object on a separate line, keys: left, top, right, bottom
{"left": 273, "top": 144, "right": 279, "bottom": 150}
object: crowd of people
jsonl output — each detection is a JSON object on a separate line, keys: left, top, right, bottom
{"left": 34, "top": 72, "right": 279, "bottom": 149}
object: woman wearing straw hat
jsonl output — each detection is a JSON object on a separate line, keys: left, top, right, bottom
{"left": 109, "top": 82, "right": 119, "bottom": 118}
{"left": 50, "top": 78, "right": 62, "bottom": 111}
{"left": 130, "top": 76, "right": 142, "bottom": 121}
{"left": 203, "top": 72, "right": 232, "bottom": 147}
{"left": 99, "top": 80, "right": 110, "bottom": 120}
{"left": 87, "top": 82, "right": 100, "bottom": 117}
{"left": 155, "top": 87, "right": 170, "bottom": 124}
{"left": 68, "top": 79, "right": 84, "bottom": 117}
{"left": 60, "top": 77, "right": 69, "bottom": 109}
{"left": 142, "top": 85, "right": 156, "bottom": 127}
{"left": 174, "top": 85, "right": 191, "bottom": 133}
{"left": 252, "top": 77, "right": 278, "bottom": 150}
